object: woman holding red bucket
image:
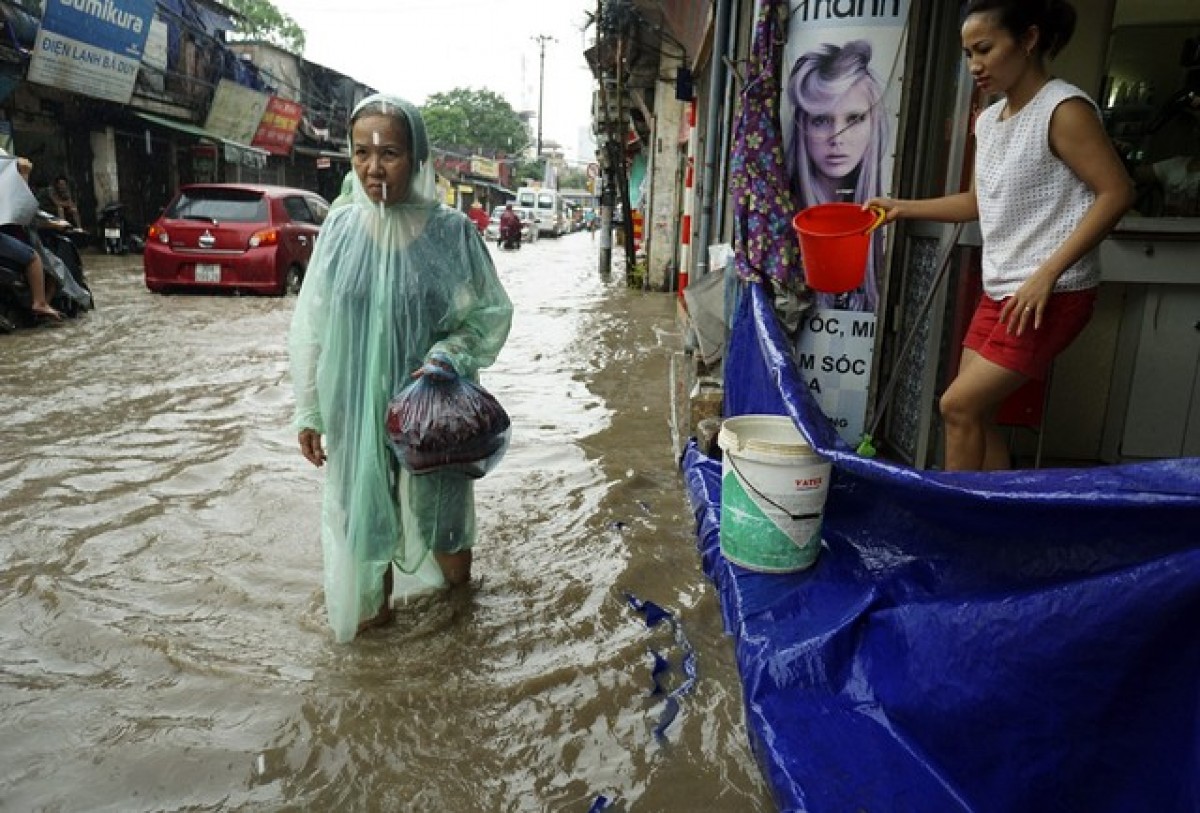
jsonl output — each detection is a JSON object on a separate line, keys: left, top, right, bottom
{"left": 867, "top": 0, "right": 1133, "bottom": 471}
{"left": 786, "top": 39, "right": 889, "bottom": 312}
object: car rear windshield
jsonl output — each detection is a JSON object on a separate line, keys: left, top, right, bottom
{"left": 168, "top": 190, "right": 268, "bottom": 223}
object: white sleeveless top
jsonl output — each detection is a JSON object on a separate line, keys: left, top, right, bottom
{"left": 974, "top": 79, "right": 1100, "bottom": 299}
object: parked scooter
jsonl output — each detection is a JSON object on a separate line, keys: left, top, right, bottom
{"left": 99, "top": 201, "right": 143, "bottom": 255}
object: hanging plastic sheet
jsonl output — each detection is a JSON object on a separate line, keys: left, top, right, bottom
{"left": 681, "top": 280, "right": 1200, "bottom": 812}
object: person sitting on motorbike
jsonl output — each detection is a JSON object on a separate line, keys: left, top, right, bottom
{"left": 1, "top": 154, "right": 61, "bottom": 320}
{"left": 46, "top": 176, "right": 82, "bottom": 229}
{"left": 499, "top": 203, "right": 522, "bottom": 245}
{"left": 0, "top": 230, "right": 60, "bottom": 321}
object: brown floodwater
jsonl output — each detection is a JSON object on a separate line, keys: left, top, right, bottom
{"left": 0, "top": 233, "right": 773, "bottom": 811}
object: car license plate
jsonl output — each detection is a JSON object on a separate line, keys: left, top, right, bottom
{"left": 195, "top": 263, "right": 221, "bottom": 283}
{"left": 104, "top": 228, "right": 121, "bottom": 239}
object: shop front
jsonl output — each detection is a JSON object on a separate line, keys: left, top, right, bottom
{"left": 876, "top": 0, "right": 1200, "bottom": 467}
{"left": 677, "top": 5, "right": 1200, "bottom": 806}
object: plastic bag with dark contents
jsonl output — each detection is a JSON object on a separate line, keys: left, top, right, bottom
{"left": 385, "top": 357, "right": 511, "bottom": 478}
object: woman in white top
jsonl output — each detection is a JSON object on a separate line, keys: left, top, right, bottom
{"left": 868, "top": 0, "right": 1133, "bottom": 471}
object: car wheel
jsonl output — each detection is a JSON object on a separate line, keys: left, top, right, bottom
{"left": 283, "top": 265, "right": 303, "bottom": 296}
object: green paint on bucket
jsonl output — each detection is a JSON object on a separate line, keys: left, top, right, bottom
{"left": 717, "top": 415, "right": 831, "bottom": 573}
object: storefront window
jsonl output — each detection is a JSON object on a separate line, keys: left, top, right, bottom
{"left": 1103, "top": 6, "right": 1200, "bottom": 218}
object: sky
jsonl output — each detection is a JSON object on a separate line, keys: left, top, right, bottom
{"left": 269, "top": 0, "right": 600, "bottom": 163}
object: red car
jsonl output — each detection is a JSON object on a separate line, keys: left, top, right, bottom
{"left": 143, "top": 183, "right": 330, "bottom": 295}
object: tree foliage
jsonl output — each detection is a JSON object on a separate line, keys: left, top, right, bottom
{"left": 557, "top": 166, "right": 590, "bottom": 190}
{"left": 511, "top": 160, "right": 589, "bottom": 190}
{"left": 421, "top": 88, "right": 530, "bottom": 156}
{"left": 514, "top": 158, "right": 545, "bottom": 186}
{"left": 225, "top": 0, "right": 306, "bottom": 54}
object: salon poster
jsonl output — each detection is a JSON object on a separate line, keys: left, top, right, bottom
{"left": 784, "top": 0, "right": 909, "bottom": 432}
{"left": 794, "top": 309, "right": 876, "bottom": 446}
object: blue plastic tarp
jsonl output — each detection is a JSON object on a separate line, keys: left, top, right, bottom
{"left": 681, "top": 281, "right": 1200, "bottom": 813}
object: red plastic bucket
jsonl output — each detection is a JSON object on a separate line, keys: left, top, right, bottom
{"left": 791, "top": 203, "right": 885, "bottom": 293}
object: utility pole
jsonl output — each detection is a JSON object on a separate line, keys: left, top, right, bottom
{"left": 532, "top": 34, "right": 556, "bottom": 157}
{"left": 596, "top": 70, "right": 618, "bottom": 277}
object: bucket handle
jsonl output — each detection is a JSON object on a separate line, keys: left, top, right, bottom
{"left": 726, "top": 453, "right": 824, "bottom": 522}
{"left": 863, "top": 205, "right": 886, "bottom": 235}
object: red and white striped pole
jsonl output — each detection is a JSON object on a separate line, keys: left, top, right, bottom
{"left": 679, "top": 101, "right": 697, "bottom": 296}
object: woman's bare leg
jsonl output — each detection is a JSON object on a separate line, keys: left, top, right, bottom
{"left": 356, "top": 563, "right": 394, "bottom": 633}
{"left": 26, "top": 254, "right": 61, "bottom": 319}
{"left": 939, "top": 349, "right": 1027, "bottom": 471}
{"left": 434, "top": 550, "right": 472, "bottom": 586}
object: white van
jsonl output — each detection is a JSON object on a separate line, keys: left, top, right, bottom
{"left": 516, "top": 187, "right": 566, "bottom": 237}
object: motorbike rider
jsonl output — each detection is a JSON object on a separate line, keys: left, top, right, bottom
{"left": 499, "top": 203, "right": 522, "bottom": 246}
{"left": 0, "top": 232, "right": 60, "bottom": 321}
{"left": 468, "top": 200, "right": 490, "bottom": 233}
{"left": 0, "top": 152, "right": 62, "bottom": 320}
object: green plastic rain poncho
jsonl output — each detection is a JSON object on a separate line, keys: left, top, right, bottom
{"left": 289, "top": 94, "right": 513, "bottom": 642}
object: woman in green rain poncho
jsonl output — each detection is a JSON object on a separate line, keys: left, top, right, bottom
{"left": 289, "top": 94, "right": 513, "bottom": 643}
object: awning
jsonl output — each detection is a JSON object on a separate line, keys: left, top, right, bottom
{"left": 292, "top": 145, "right": 349, "bottom": 161}
{"left": 472, "top": 180, "right": 516, "bottom": 197}
{"left": 134, "top": 111, "right": 270, "bottom": 170}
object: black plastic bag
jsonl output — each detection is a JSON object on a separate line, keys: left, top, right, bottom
{"left": 385, "top": 364, "right": 510, "bottom": 478}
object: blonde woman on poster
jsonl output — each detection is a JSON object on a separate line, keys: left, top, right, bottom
{"left": 786, "top": 39, "right": 889, "bottom": 312}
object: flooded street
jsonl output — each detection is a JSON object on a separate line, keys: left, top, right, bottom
{"left": 0, "top": 233, "right": 772, "bottom": 811}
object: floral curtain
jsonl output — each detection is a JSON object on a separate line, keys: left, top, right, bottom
{"left": 729, "top": 0, "right": 799, "bottom": 284}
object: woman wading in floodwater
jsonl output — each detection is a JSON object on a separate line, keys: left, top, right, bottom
{"left": 289, "top": 94, "right": 512, "bottom": 641}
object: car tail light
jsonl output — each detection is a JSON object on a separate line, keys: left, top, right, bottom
{"left": 148, "top": 224, "right": 169, "bottom": 243}
{"left": 249, "top": 228, "right": 279, "bottom": 248}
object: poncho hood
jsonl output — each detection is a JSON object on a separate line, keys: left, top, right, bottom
{"left": 342, "top": 93, "right": 439, "bottom": 209}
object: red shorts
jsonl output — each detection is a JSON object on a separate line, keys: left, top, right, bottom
{"left": 962, "top": 288, "right": 1097, "bottom": 380}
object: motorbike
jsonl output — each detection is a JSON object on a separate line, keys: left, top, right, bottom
{"left": 99, "top": 201, "right": 144, "bottom": 255}
{"left": 0, "top": 217, "right": 94, "bottom": 332}
{"left": 498, "top": 219, "right": 522, "bottom": 251}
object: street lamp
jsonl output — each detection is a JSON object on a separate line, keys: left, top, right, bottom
{"left": 532, "top": 34, "right": 557, "bottom": 157}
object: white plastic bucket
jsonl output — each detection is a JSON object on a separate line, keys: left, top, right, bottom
{"left": 717, "top": 415, "right": 831, "bottom": 573}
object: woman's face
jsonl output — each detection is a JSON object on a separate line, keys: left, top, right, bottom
{"left": 804, "top": 81, "right": 874, "bottom": 183}
{"left": 961, "top": 12, "right": 1034, "bottom": 96}
{"left": 351, "top": 114, "right": 413, "bottom": 205}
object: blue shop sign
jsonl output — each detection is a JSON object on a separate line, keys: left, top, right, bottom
{"left": 27, "top": 0, "right": 156, "bottom": 103}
